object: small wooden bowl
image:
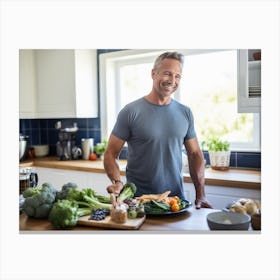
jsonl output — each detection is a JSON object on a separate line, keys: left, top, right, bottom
{"left": 253, "top": 52, "right": 261, "bottom": 61}
{"left": 251, "top": 213, "right": 261, "bottom": 230}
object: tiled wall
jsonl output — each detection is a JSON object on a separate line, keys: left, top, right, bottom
{"left": 20, "top": 118, "right": 102, "bottom": 156}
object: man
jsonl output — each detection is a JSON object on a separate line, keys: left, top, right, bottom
{"left": 103, "top": 51, "right": 212, "bottom": 209}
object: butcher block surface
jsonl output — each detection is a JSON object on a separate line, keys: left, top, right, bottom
{"left": 77, "top": 215, "right": 146, "bottom": 230}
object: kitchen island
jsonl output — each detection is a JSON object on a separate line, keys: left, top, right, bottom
{"left": 19, "top": 207, "right": 256, "bottom": 232}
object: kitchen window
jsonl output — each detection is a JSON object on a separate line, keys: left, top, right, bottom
{"left": 99, "top": 49, "right": 260, "bottom": 152}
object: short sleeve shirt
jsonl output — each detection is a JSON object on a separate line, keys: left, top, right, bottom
{"left": 112, "top": 97, "right": 196, "bottom": 198}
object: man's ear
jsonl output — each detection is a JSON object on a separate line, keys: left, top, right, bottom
{"left": 151, "top": 69, "right": 156, "bottom": 79}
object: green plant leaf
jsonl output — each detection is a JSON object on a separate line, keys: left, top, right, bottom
{"left": 203, "top": 138, "right": 230, "bottom": 151}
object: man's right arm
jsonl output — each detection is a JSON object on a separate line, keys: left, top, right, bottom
{"left": 103, "top": 134, "right": 126, "bottom": 195}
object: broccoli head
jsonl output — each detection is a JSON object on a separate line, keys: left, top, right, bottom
{"left": 22, "top": 182, "right": 57, "bottom": 218}
{"left": 66, "top": 188, "right": 85, "bottom": 202}
{"left": 118, "top": 182, "right": 137, "bottom": 201}
{"left": 56, "top": 182, "right": 78, "bottom": 200}
{"left": 48, "top": 199, "right": 80, "bottom": 229}
{"left": 22, "top": 187, "right": 41, "bottom": 198}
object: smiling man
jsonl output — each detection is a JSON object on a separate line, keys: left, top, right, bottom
{"left": 104, "top": 51, "right": 212, "bottom": 209}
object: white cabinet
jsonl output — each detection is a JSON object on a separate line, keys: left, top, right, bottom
{"left": 19, "top": 49, "right": 98, "bottom": 119}
{"left": 19, "top": 50, "right": 37, "bottom": 118}
{"left": 36, "top": 167, "right": 126, "bottom": 196}
{"left": 237, "top": 49, "right": 261, "bottom": 113}
{"left": 183, "top": 182, "right": 196, "bottom": 202}
{"left": 205, "top": 185, "right": 260, "bottom": 209}
{"left": 36, "top": 167, "right": 88, "bottom": 190}
{"left": 183, "top": 182, "right": 261, "bottom": 210}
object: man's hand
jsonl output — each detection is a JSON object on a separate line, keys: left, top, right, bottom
{"left": 106, "top": 183, "right": 123, "bottom": 196}
{"left": 195, "top": 197, "right": 213, "bottom": 209}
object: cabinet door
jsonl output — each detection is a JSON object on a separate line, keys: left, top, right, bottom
{"left": 237, "top": 49, "right": 261, "bottom": 113}
{"left": 205, "top": 185, "right": 261, "bottom": 209}
{"left": 19, "top": 50, "right": 36, "bottom": 118}
{"left": 19, "top": 49, "right": 98, "bottom": 119}
{"left": 74, "top": 49, "right": 98, "bottom": 118}
{"left": 35, "top": 49, "right": 98, "bottom": 118}
{"left": 35, "top": 50, "right": 77, "bottom": 118}
{"left": 183, "top": 183, "right": 196, "bottom": 202}
{"left": 36, "top": 167, "right": 88, "bottom": 190}
{"left": 183, "top": 182, "right": 261, "bottom": 209}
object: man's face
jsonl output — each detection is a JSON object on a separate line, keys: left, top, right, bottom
{"left": 151, "top": 58, "right": 182, "bottom": 99}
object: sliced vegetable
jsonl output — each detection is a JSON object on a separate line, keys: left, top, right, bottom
{"left": 151, "top": 200, "right": 171, "bottom": 211}
{"left": 144, "top": 204, "right": 167, "bottom": 215}
{"left": 136, "top": 190, "right": 171, "bottom": 203}
{"left": 178, "top": 199, "right": 189, "bottom": 210}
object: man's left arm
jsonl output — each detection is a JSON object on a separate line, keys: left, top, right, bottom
{"left": 184, "top": 138, "right": 213, "bottom": 209}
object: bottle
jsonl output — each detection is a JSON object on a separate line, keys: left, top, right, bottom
{"left": 81, "top": 138, "right": 94, "bottom": 160}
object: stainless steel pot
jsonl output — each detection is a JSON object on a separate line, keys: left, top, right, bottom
{"left": 19, "top": 134, "right": 29, "bottom": 161}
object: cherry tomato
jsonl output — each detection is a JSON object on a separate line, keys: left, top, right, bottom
{"left": 89, "top": 153, "right": 97, "bottom": 161}
{"left": 171, "top": 203, "right": 180, "bottom": 212}
{"left": 169, "top": 198, "right": 177, "bottom": 206}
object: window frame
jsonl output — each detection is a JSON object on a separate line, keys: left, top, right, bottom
{"left": 99, "top": 49, "right": 261, "bottom": 152}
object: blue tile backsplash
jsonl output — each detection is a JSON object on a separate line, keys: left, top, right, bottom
{"left": 203, "top": 151, "right": 261, "bottom": 169}
{"left": 20, "top": 118, "right": 102, "bottom": 156}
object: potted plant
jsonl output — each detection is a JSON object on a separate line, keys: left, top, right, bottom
{"left": 201, "top": 138, "right": 231, "bottom": 171}
{"left": 93, "top": 139, "right": 108, "bottom": 160}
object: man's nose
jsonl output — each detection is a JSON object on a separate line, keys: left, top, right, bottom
{"left": 168, "top": 74, "right": 177, "bottom": 84}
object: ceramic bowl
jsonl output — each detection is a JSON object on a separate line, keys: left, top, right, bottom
{"left": 33, "top": 145, "right": 49, "bottom": 157}
{"left": 207, "top": 211, "right": 251, "bottom": 230}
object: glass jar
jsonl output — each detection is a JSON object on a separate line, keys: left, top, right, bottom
{"left": 19, "top": 167, "right": 38, "bottom": 195}
{"left": 110, "top": 204, "right": 127, "bottom": 224}
{"left": 136, "top": 203, "right": 145, "bottom": 218}
{"left": 127, "top": 204, "right": 137, "bottom": 219}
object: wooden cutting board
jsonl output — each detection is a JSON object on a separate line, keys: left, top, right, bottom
{"left": 77, "top": 215, "right": 146, "bottom": 230}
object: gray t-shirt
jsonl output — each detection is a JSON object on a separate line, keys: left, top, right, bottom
{"left": 112, "top": 97, "right": 196, "bottom": 198}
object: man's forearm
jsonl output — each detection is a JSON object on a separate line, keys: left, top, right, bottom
{"left": 188, "top": 152, "right": 206, "bottom": 199}
{"left": 103, "top": 152, "right": 122, "bottom": 182}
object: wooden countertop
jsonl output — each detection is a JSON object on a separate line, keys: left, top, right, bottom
{"left": 20, "top": 207, "right": 252, "bottom": 232}
{"left": 20, "top": 157, "right": 261, "bottom": 190}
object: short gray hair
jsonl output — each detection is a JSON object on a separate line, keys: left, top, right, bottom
{"left": 153, "top": 51, "right": 184, "bottom": 70}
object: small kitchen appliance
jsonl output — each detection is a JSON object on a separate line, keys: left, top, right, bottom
{"left": 19, "top": 167, "right": 38, "bottom": 194}
{"left": 55, "top": 121, "right": 82, "bottom": 160}
{"left": 19, "top": 134, "right": 29, "bottom": 161}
